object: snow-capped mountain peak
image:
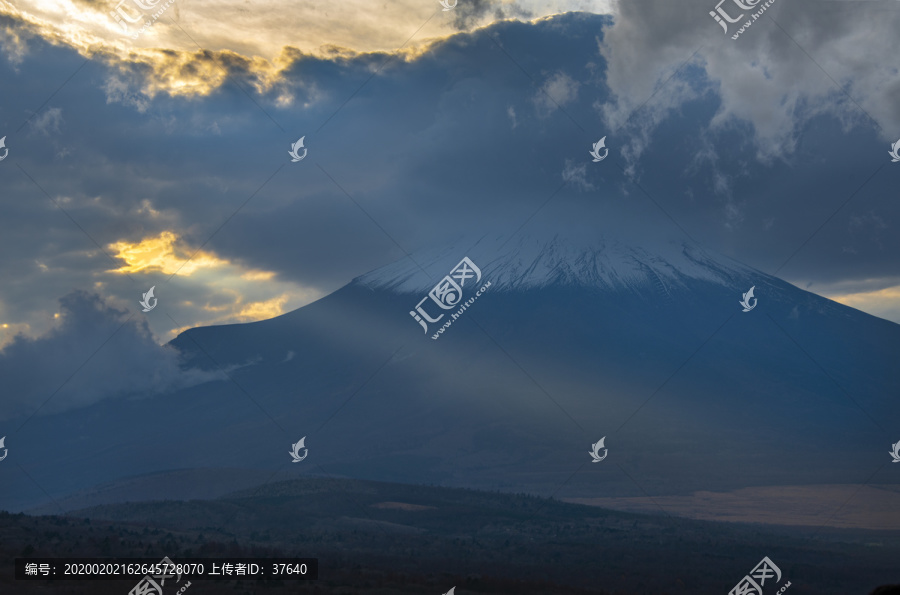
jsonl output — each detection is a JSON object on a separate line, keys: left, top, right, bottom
{"left": 357, "top": 231, "right": 757, "bottom": 295}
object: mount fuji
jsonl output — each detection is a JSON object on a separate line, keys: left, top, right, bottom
{"left": 3, "top": 215, "right": 899, "bottom": 517}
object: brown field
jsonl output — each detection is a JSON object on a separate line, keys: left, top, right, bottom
{"left": 565, "top": 484, "right": 900, "bottom": 530}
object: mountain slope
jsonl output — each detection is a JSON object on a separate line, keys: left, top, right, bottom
{"left": 3, "top": 228, "right": 898, "bottom": 517}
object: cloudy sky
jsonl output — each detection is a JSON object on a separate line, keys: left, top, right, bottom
{"left": 1, "top": 0, "right": 898, "bottom": 360}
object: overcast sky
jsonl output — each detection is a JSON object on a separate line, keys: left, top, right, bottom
{"left": 1, "top": 0, "right": 898, "bottom": 359}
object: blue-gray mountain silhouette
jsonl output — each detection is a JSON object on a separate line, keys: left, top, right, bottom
{"left": 3, "top": 224, "right": 898, "bottom": 513}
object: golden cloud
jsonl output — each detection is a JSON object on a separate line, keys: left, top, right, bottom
{"left": 108, "top": 230, "right": 228, "bottom": 276}
{"left": 234, "top": 293, "right": 290, "bottom": 321}
{"left": 0, "top": 0, "right": 588, "bottom": 99}
{"left": 105, "top": 231, "right": 323, "bottom": 335}
{"left": 829, "top": 285, "right": 900, "bottom": 321}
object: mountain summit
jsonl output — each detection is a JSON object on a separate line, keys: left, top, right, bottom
{"left": 360, "top": 231, "right": 756, "bottom": 295}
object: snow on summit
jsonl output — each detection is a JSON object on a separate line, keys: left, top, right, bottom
{"left": 357, "top": 229, "right": 759, "bottom": 295}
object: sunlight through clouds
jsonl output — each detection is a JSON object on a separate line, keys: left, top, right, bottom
{"left": 106, "top": 231, "right": 323, "bottom": 338}
{"left": 2, "top": 0, "right": 612, "bottom": 98}
{"left": 108, "top": 230, "right": 227, "bottom": 276}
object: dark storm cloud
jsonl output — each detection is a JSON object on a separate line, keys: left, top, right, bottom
{"left": 1, "top": 2, "right": 899, "bottom": 359}
{"left": 0, "top": 291, "right": 220, "bottom": 421}
{"left": 594, "top": 0, "right": 900, "bottom": 290}
{"left": 220, "top": 8, "right": 900, "bottom": 296}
